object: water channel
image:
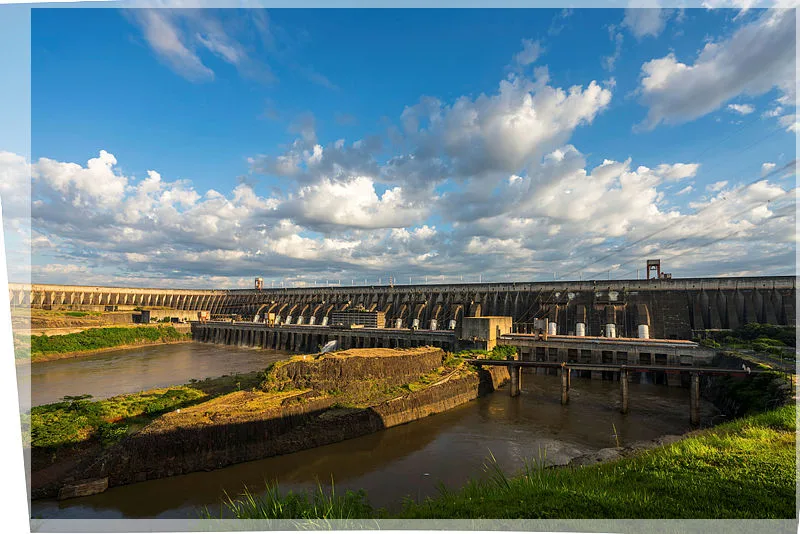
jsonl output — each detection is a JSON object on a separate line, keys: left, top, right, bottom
{"left": 29, "top": 343, "right": 718, "bottom": 519}
{"left": 23, "top": 343, "right": 290, "bottom": 407}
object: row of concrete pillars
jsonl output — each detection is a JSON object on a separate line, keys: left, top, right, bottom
{"left": 194, "top": 325, "right": 454, "bottom": 352}
{"left": 508, "top": 366, "right": 702, "bottom": 425}
{"left": 261, "top": 315, "right": 458, "bottom": 331}
{"left": 544, "top": 321, "right": 650, "bottom": 339}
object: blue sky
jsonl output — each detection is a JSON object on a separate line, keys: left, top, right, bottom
{"left": 2, "top": 6, "right": 796, "bottom": 287}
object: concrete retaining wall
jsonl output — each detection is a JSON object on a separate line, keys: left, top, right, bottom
{"left": 79, "top": 365, "right": 508, "bottom": 491}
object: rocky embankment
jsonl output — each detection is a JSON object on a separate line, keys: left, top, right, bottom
{"left": 53, "top": 347, "right": 508, "bottom": 498}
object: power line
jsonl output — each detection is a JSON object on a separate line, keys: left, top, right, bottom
{"left": 555, "top": 159, "right": 796, "bottom": 281}
{"left": 616, "top": 201, "right": 795, "bottom": 279}
{"left": 610, "top": 188, "right": 796, "bottom": 279}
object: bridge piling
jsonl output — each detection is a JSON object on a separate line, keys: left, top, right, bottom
{"left": 620, "top": 368, "right": 629, "bottom": 414}
{"left": 690, "top": 372, "right": 700, "bottom": 425}
{"left": 560, "top": 365, "right": 569, "bottom": 405}
{"left": 509, "top": 366, "right": 520, "bottom": 397}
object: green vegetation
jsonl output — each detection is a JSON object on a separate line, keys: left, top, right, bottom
{"left": 31, "top": 388, "right": 205, "bottom": 450}
{"left": 62, "top": 311, "right": 100, "bottom": 318}
{"left": 30, "top": 326, "right": 187, "bottom": 359}
{"left": 31, "top": 371, "right": 264, "bottom": 453}
{"left": 215, "top": 405, "right": 796, "bottom": 519}
{"left": 13, "top": 333, "right": 30, "bottom": 360}
{"left": 701, "top": 323, "right": 796, "bottom": 356}
{"left": 709, "top": 370, "right": 794, "bottom": 417}
{"left": 205, "top": 483, "right": 374, "bottom": 520}
{"left": 454, "top": 344, "right": 518, "bottom": 361}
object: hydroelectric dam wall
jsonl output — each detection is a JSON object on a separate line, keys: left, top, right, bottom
{"left": 9, "top": 276, "right": 795, "bottom": 340}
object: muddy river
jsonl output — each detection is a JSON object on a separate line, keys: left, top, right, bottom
{"left": 29, "top": 345, "right": 717, "bottom": 519}
{"left": 23, "top": 343, "right": 291, "bottom": 406}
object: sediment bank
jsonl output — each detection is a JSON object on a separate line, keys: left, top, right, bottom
{"left": 35, "top": 347, "right": 508, "bottom": 499}
{"left": 20, "top": 325, "right": 191, "bottom": 364}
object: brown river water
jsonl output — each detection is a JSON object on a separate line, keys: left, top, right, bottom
{"left": 28, "top": 343, "right": 718, "bottom": 520}
{"left": 23, "top": 343, "right": 290, "bottom": 407}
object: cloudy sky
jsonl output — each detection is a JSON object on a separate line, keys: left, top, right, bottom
{"left": 1, "top": 5, "right": 797, "bottom": 288}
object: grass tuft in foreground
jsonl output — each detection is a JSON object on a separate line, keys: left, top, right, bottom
{"left": 204, "top": 481, "right": 375, "bottom": 520}
{"left": 216, "top": 404, "right": 796, "bottom": 519}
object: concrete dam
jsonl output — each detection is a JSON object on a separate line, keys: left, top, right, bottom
{"left": 9, "top": 276, "right": 795, "bottom": 340}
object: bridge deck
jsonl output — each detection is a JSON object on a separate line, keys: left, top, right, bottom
{"left": 466, "top": 359, "right": 763, "bottom": 376}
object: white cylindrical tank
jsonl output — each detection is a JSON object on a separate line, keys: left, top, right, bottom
{"left": 253, "top": 314, "right": 260, "bottom": 323}
{"left": 547, "top": 322, "right": 557, "bottom": 336}
{"left": 321, "top": 316, "right": 329, "bottom": 326}
{"left": 412, "top": 318, "right": 420, "bottom": 329}
{"left": 638, "top": 324, "right": 650, "bottom": 339}
{"left": 605, "top": 323, "right": 616, "bottom": 338}
{"left": 430, "top": 319, "right": 437, "bottom": 330}
{"left": 575, "top": 322, "right": 586, "bottom": 337}
{"left": 395, "top": 318, "right": 403, "bottom": 329}
{"left": 449, "top": 319, "right": 457, "bottom": 330}
{"left": 285, "top": 315, "right": 293, "bottom": 325}
{"left": 309, "top": 316, "right": 316, "bottom": 325}
{"left": 296, "top": 316, "right": 304, "bottom": 325}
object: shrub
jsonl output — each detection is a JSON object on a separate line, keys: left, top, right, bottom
{"left": 490, "top": 345, "right": 517, "bottom": 360}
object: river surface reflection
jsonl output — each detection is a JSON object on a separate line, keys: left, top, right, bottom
{"left": 24, "top": 343, "right": 290, "bottom": 406}
{"left": 32, "top": 368, "right": 717, "bottom": 519}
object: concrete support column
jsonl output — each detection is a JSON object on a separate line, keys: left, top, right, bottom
{"left": 509, "top": 365, "right": 520, "bottom": 397}
{"left": 560, "top": 366, "right": 569, "bottom": 405}
{"left": 638, "top": 325, "right": 650, "bottom": 339}
{"left": 690, "top": 373, "right": 700, "bottom": 425}
{"left": 620, "top": 368, "right": 629, "bottom": 414}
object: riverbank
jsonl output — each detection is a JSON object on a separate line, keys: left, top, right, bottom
{"left": 214, "top": 403, "right": 797, "bottom": 519}
{"left": 25, "top": 338, "right": 193, "bottom": 364}
{"left": 18, "top": 325, "right": 191, "bottom": 363}
{"left": 32, "top": 347, "right": 508, "bottom": 499}
{"left": 30, "top": 370, "right": 267, "bottom": 499}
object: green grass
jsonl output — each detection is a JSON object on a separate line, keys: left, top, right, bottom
{"left": 31, "top": 388, "right": 206, "bottom": 450}
{"left": 62, "top": 311, "right": 100, "bottom": 318}
{"left": 30, "top": 326, "right": 186, "bottom": 359}
{"left": 216, "top": 405, "right": 796, "bottom": 519}
{"left": 204, "top": 482, "right": 375, "bottom": 521}
{"left": 454, "top": 344, "right": 518, "bottom": 361}
{"left": 31, "top": 370, "right": 265, "bottom": 452}
{"left": 702, "top": 323, "right": 796, "bottom": 349}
